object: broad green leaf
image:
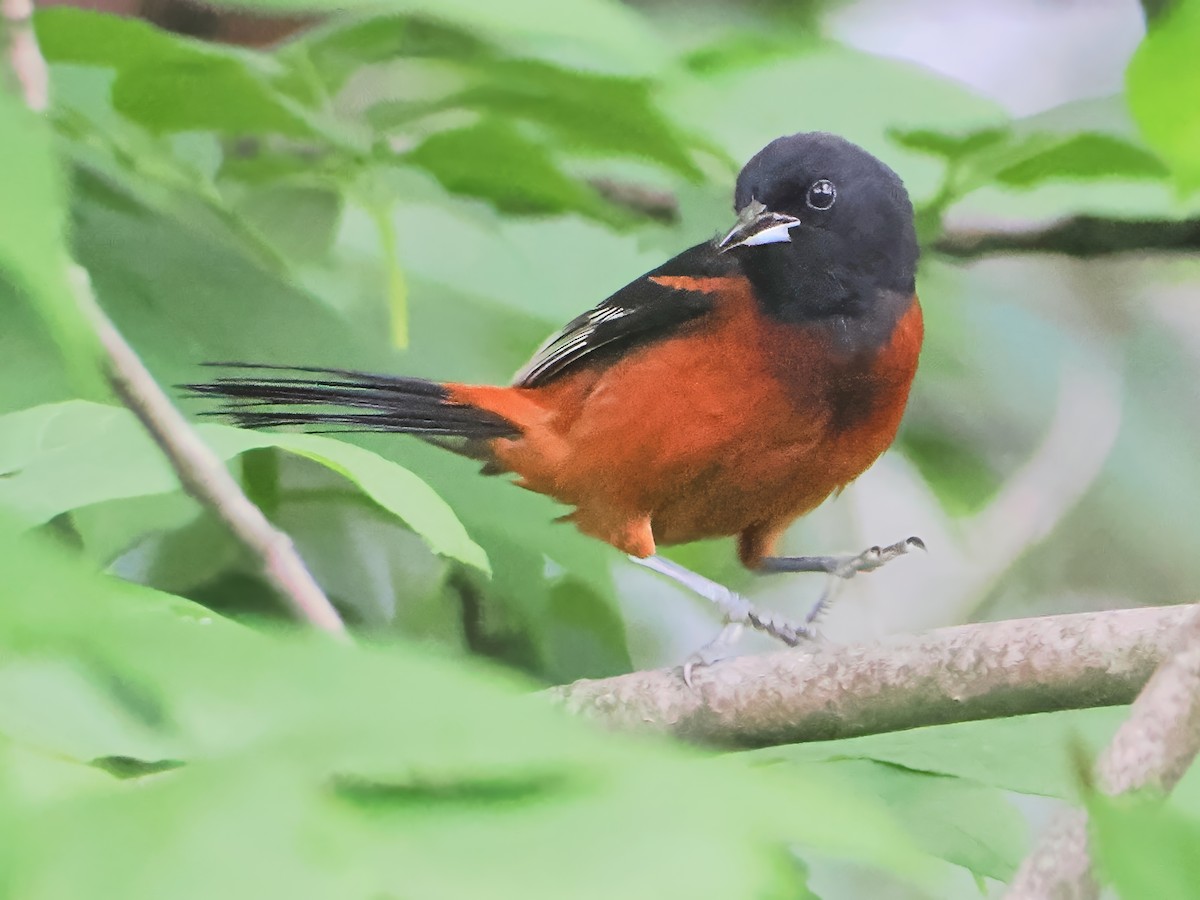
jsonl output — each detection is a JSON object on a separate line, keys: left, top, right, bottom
{"left": 51, "top": 82, "right": 301, "bottom": 276}
{"left": 64, "top": 153, "right": 375, "bottom": 370}
{"left": 893, "top": 123, "right": 1168, "bottom": 216}
{"left": 0, "top": 400, "right": 488, "bottom": 572}
{"left": 293, "top": 15, "right": 492, "bottom": 93}
{"left": 232, "top": 184, "right": 344, "bottom": 262}
{"left": 889, "top": 126, "right": 1008, "bottom": 162}
{"left": 58, "top": 144, "right": 632, "bottom": 679}
{"left": 952, "top": 131, "right": 1168, "bottom": 194}
{"left": 393, "top": 440, "right": 634, "bottom": 680}
{"left": 268, "top": 479, "right": 457, "bottom": 631}
{"left": 15, "top": 756, "right": 837, "bottom": 900}
{"left": 0, "top": 282, "right": 76, "bottom": 415}
{"left": 0, "top": 738, "right": 119, "bottom": 804}
{"left": 0, "top": 519, "right": 930, "bottom": 898}
{"left": 751, "top": 708, "right": 1129, "bottom": 800}
{"left": 682, "top": 28, "right": 823, "bottom": 78}
{"left": 403, "top": 119, "right": 625, "bottom": 222}
{"left": 789, "top": 760, "right": 1027, "bottom": 882}
{"left": 267, "top": 431, "right": 488, "bottom": 572}
{"left": 38, "top": 8, "right": 350, "bottom": 142}
{"left": 1090, "top": 792, "right": 1200, "bottom": 900}
{"left": 206, "top": 0, "right": 662, "bottom": 76}
{"left": 929, "top": 101, "right": 1200, "bottom": 220}
{"left": 77, "top": 494, "right": 238, "bottom": 587}
{"left": 0, "top": 655, "right": 185, "bottom": 764}
{"left": 989, "top": 132, "right": 1167, "bottom": 186}
{"left": 1127, "top": 0, "right": 1200, "bottom": 190}
{"left": 370, "top": 59, "right": 702, "bottom": 179}
{"left": 0, "top": 92, "right": 98, "bottom": 389}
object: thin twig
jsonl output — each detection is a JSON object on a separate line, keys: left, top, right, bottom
{"left": 1, "top": 6, "right": 347, "bottom": 639}
{"left": 1006, "top": 604, "right": 1200, "bottom": 898}
{"left": 588, "top": 177, "right": 680, "bottom": 223}
{"left": 71, "top": 268, "right": 349, "bottom": 638}
{"left": 1, "top": 0, "right": 46, "bottom": 111}
{"left": 548, "top": 604, "right": 1193, "bottom": 749}
{"left": 579, "top": 176, "right": 1200, "bottom": 259}
{"left": 934, "top": 215, "right": 1200, "bottom": 259}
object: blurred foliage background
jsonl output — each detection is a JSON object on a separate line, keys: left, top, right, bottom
{"left": 3, "top": 0, "right": 1200, "bottom": 896}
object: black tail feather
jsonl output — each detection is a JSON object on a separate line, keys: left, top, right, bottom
{"left": 184, "top": 364, "right": 519, "bottom": 439}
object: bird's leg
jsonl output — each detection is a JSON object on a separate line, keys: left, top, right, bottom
{"left": 680, "top": 622, "right": 744, "bottom": 687}
{"left": 755, "top": 536, "right": 925, "bottom": 623}
{"left": 629, "top": 555, "right": 817, "bottom": 684}
{"left": 755, "top": 535, "right": 924, "bottom": 575}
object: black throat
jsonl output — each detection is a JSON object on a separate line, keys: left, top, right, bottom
{"left": 733, "top": 235, "right": 915, "bottom": 355}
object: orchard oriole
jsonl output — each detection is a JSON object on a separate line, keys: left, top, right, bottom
{"left": 191, "top": 131, "right": 924, "bottom": 662}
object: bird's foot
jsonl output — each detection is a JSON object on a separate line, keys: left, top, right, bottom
{"left": 682, "top": 601, "right": 821, "bottom": 685}
{"left": 681, "top": 622, "right": 743, "bottom": 688}
{"left": 628, "top": 554, "right": 820, "bottom": 684}
{"left": 778, "top": 536, "right": 925, "bottom": 629}
{"left": 828, "top": 536, "right": 925, "bottom": 579}
{"left": 756, "top": 535, "right": 925, "bottom": 577}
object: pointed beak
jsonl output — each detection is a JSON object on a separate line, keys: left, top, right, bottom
{"left": 717, "top": 200, "right": 802, "bottom": 252}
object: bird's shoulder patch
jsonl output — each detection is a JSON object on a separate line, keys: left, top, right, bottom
{"left": 513, "top": 241, "right": 740, "bottom": 388}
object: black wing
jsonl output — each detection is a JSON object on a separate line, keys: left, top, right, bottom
{"left": 512, "top": 241, "right": 738, "bottom": 388}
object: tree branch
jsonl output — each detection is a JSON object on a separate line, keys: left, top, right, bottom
{"left": 587, "top": 175, "right": 1200, "bottom": 260}
{"left": 1, "top": 0, "right": 45, "bottom": 111}
{"left": 1006, "top": 603, "right": 1200, "bottom": 898}
{"left": 71, "top": 271, "right": 348, "bottom": 637}
{"left": 588, "top": 177, "right": 679, "bottom": 224}
{"left": 933, "top": 215, "right": 1200, "bottom": 259}
{"left": 2, "top": 5, "right": 347, "bottom": 639}
{"left": 547, "top": 605, "right": 1193, "bottom": 749}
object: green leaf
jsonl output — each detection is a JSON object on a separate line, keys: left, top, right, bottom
{"left": 0, "top": 646, "right": 188, "bottom": 764}
{"left": 371, "top": 59, "right": 702, "bottom": 179}
{"left": 0, "top": 738, "right": 119, "bottom": 805}
{"left": 0, "top": 91, "right": 99, "bottom": 389}
{"left": 956, "top": 131, "right": 1169, "bottom": 193}
{"left": 682, "top": 28, "right": 822, "bottom": 78}
{"left": 268, "top": 431, "right": 488, "bottom": 572}
{"left": 206, "top": 0, "right": 662, "bottom": 76}
{"left": 38, "top": 8, "right": 350, "bottom": 141}
{"left": 790, "top": 760, "right": 1026, "bottom": 882}
{"left": 990, "top": 132, "right": 1168, "bottom": 185}
{"left": 50, "top": 80, "right": 302, "bottom": 275}
{"left": 891, "top": 97, "right": 1170, "bottom": 220}
{"left": 294, "top": 15, "right": 492, "bottom": 93}
{"left": 0, "top": 400, "right": 489, "bottom": 572}
{"left": 1090, "top": 792, "right": 1200, "bottom": 900}
{"left": 894, "top": 123, "right": 1168, "bottom": 212}
{"left": 232, "top": 183, "right": 344, "bottom": 261}
{"left": 750, "top": 708, "right": 1130, "bottom": 800}
{"left": 889, "top": 126, "right": 1008, "bottom": 162}
{"left": 403, "top": 119, "right": 623, "bottom": 221}
{"left": 0, "top": 261, "right": 77, "bottom": 416}
{"left": 1127, "top": 0, "right": 1200, "bottom": 190}
{"left": 0, "top": 518, "right": 929, "bottom": 898}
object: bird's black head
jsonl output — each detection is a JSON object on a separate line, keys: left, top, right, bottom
{"left": 719, "top": 132, "right": 919, "bottom": 327}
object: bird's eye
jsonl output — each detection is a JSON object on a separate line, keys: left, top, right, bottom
{"left": 805, "top": 179, "right": 836, "bottom": 211}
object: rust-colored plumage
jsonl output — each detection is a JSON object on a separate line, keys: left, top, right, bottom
{"left": 191, "top": 132, "right": 925, "bottom": 643}
{"left": 446, "top": 277, "right": 922, "bottom": 566}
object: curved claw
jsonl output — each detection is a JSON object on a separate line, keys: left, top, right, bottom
{"left": 681, "top": 621, "right": 744, "bottom": 688}
{"left": 833, "top": 536, "right": 925, "bottom": 578}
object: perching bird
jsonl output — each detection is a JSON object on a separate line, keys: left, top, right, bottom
{"left": 190, "top": 131, "right": 924, "bottom": 663}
